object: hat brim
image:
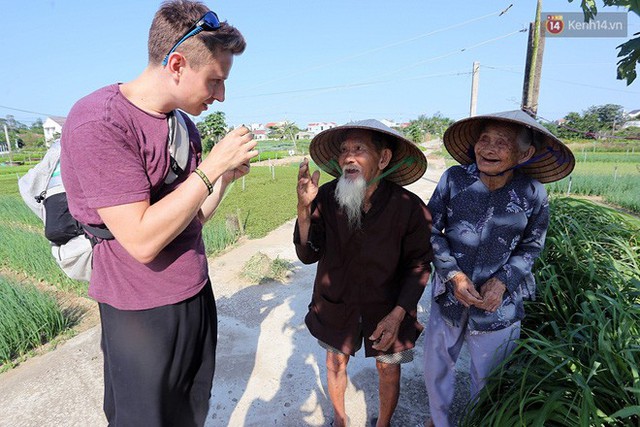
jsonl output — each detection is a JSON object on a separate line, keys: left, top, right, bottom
{"left": 309, "top": 122, "right": 427, "bottom": 186}
{"left": 443, "top": 110, "right": 575, "bottom": 184}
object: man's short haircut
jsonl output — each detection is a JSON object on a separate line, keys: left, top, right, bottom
{"left": 479, "top": 120, "right": 533, "bottom": 154}
{"left": 148, "top": 0, "right": 246, "bottom": 69}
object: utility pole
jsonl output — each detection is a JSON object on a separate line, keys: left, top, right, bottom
{"left": 3, "top": 124, "right": 12, "bottom": 160}
{"left": 522, "top": 0, "right": 545, "bottom": 117}
{"left": 469, "top": 61, "right": 480, "bottom": 117}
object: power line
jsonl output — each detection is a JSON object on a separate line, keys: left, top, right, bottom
{"left": 241, "top": 5, "right": 514, "bottom": 93}
{"left": 235, "top": 26, "right": 526, "bottom": 102}
{"left": 235, "top": 70, "right": 472, "bottom": 99}
{"left": 361, "top": 28, "right": 527, "bottom": 83}
{"left": 482, "top": 65, "right": 640, "bottom": 94}
{"left": 0, "top": 104, "right": 58, "bottom": 117}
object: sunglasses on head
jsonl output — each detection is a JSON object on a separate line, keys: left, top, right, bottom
{"left": 162, "top": 11, "right": 221, "bottom": 66}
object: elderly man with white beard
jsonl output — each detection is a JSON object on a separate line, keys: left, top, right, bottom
{"left": 294, "top": 119, "right": 433, "bottom": 427}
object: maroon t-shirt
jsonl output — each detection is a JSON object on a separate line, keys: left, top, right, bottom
{"left": 60, "top": 84, "right": 208, "bottom": 310}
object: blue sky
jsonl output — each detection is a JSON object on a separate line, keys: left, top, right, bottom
{"left": 1, "top": 0, "right": 639, "bottom": 129}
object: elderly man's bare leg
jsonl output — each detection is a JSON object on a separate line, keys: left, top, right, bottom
{"left": 326, "top": 351, "right": 350, "bottom": 427}
{"left": 374, "top": 361, "right": 401, "bottom": 427}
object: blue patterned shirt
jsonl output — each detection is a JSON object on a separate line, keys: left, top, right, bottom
{"left": 428, "top": 164, "right": 549, "bottom": 333}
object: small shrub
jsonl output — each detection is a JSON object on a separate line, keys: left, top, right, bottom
{"left": 241, "top": 252, "right": 293, "bottom": 284}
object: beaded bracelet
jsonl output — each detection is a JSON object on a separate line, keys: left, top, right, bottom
{"left": 193, "top": 168, "right": 213, "bottom": 195}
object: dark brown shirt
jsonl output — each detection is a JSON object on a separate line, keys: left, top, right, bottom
{"left": 294, "top": 179, "right": 433, "bottom": 357}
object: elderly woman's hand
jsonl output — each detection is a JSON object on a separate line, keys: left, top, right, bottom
{"left": 451, "top": 273, "right": 483, "bottom": 308}
{"left": 477, "top": 278, "right": 507, "bottom": 312}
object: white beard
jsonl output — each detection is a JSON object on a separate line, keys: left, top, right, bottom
{"left": 334, "top": 173, "right": 367, "bottom": 230}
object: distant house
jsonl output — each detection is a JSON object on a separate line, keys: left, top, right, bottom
{"left": 307, "top": 122, "right": 337, "bottom": 134}
{"left": 627, "top": 109, "right": 640, "bottom": 119}
{"left": 295, "top": 130, "right": 315, "bottom": 140}
{"left": 252, "top": 129, "right": 267, "bottom": 141}
{"left": 265, "top": 121, "right": 285, "bottom": 130}
{"left": 43, "top": 116, "right": 66, "bottom": 145}
{"left": 380, "top": 119, "right": 399, "bottom": 129}
{"left": 623, "top": 109, "right": 640, "bottom": 129}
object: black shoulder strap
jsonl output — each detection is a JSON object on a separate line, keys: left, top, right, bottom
{"left": 81, "top": 223, "right": 115, "bottom": 246}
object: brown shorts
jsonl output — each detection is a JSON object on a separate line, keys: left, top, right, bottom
{"left": 317, "top": 339, "right": 414, "bottom": 364}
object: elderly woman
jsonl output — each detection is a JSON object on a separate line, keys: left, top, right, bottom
{"left": 423, "top": 110, "right": 575, "bottom": 427}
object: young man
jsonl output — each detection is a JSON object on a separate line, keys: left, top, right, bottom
{"left": 60, "top": 1, "right": 258, "bottom": 425}
{"left": 295, "top": 119, "right": 433, "bottom": 427}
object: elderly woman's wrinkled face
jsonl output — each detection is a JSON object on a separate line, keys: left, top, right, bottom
{"left": 474, "top": 123, "right": 524, "bottom": 176}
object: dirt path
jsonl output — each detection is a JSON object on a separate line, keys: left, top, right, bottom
{"left": 0, "top": 156, "right": 473, "bottom": 427}
{"left": 252, "top": 155, "right": 306, "bottom": 167}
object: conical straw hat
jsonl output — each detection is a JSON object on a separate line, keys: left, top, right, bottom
{"left": 443, "top": 110, "right": 575, "bottom": 183}
{"left": 309, "top": 119, "right": 427, "bottom": 186}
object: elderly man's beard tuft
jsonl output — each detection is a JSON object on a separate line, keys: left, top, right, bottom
{"left": 334, "top": 173, "right": 367, "bottom": 230}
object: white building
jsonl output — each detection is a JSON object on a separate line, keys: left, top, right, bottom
{"left": 622, "top": 109, "right": 640, "bottom": 129}
{"left": 380, "top": 119, "right": 399, "bottom": 129}
{"left": 252, "top": 129, "right": 268, "bottom": 140}
{"left": 43, "top": 116, "right": 66, "bottom": 144}
{"left": 307, "top": 122, "right": 337, "bottom": 134}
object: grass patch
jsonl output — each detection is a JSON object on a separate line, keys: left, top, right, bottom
{"left": 462, "top": 197, "right": 640, "bottom": 426}
{"left": 0, "top": 194, "right": 85, "bottom": 294}
{"left": 0, "top": 217, "right": 85, "bottom": 294}
{"left": 546, "top": 161, "right": 640, "bottom": 213}
{"left": 241, "top": 252, "right": 293, "bottom": 283}
{"left": 201, "top": 215, "right": 242, "bottom": 257}
{"left": 211, "top": 163, "right": 330, "bottom": 239}
{"left": 0, "top": 163, "right": 318, "bottom": 290}
{"left": 0, "top": 275, "right": 70, "bottom": 368}
{"left": 0, "top": 169, "right": 24, "bottom": 195}
{"left": 567, "top": 140, "right": 640, "bottom": 153}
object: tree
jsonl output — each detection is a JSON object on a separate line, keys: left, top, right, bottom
{"left": 554, "top": 104, "right": 625, "bottom": 138}
{"left": 404, "top": 123, "right": 423, "bottom": 143}
{"left": 404, "top": 113, "right": 454, "bottom": 142}
{"left": 31, "top": 118, "right": 44, "bottom": 131}
{"left": 267, "top": 121, "right": 301, "bottom": 140}
{"left": 557, "top": 111, "right": 598, "bottom": 138}
{"left": 586, "top": 104, "right": 625, "bottom": 130}
{"left": 197, "top": 111, "right": 227, "bottom": 153}
{"left": 4, "top": 115, "right": 19, "bottom": 129}
{"left": 570, "top": 0, "right": 640, "bottom": 84}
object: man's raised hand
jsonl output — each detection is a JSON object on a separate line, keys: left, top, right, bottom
{"left": 297, "top": 158, "right": 320, "bottom": 209}
{"left": 201, "top": 126, "right": 258, "bottom": 179}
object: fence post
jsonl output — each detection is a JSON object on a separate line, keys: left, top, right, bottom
{"left": 614, "top": 166, "right": 618, "bottom": 182}
{"left": 566, "top": 176, "right": 572, "bottom": 196}
{"left": 236, "top": 208, "right": 244, "bottom": 235}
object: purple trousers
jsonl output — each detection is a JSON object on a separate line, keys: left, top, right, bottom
{"left": 423, "top": 300, "right": 519, "bottom": 427}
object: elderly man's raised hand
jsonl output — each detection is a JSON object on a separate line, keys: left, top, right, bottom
{"left": 477, "top": 277, "right": 506, "bottom": 312}
{"left": 297, "top": 158, "right": 320, "bottom": 209}
{"left": 451, "top": 272, "right": 483, "bottom": 308}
